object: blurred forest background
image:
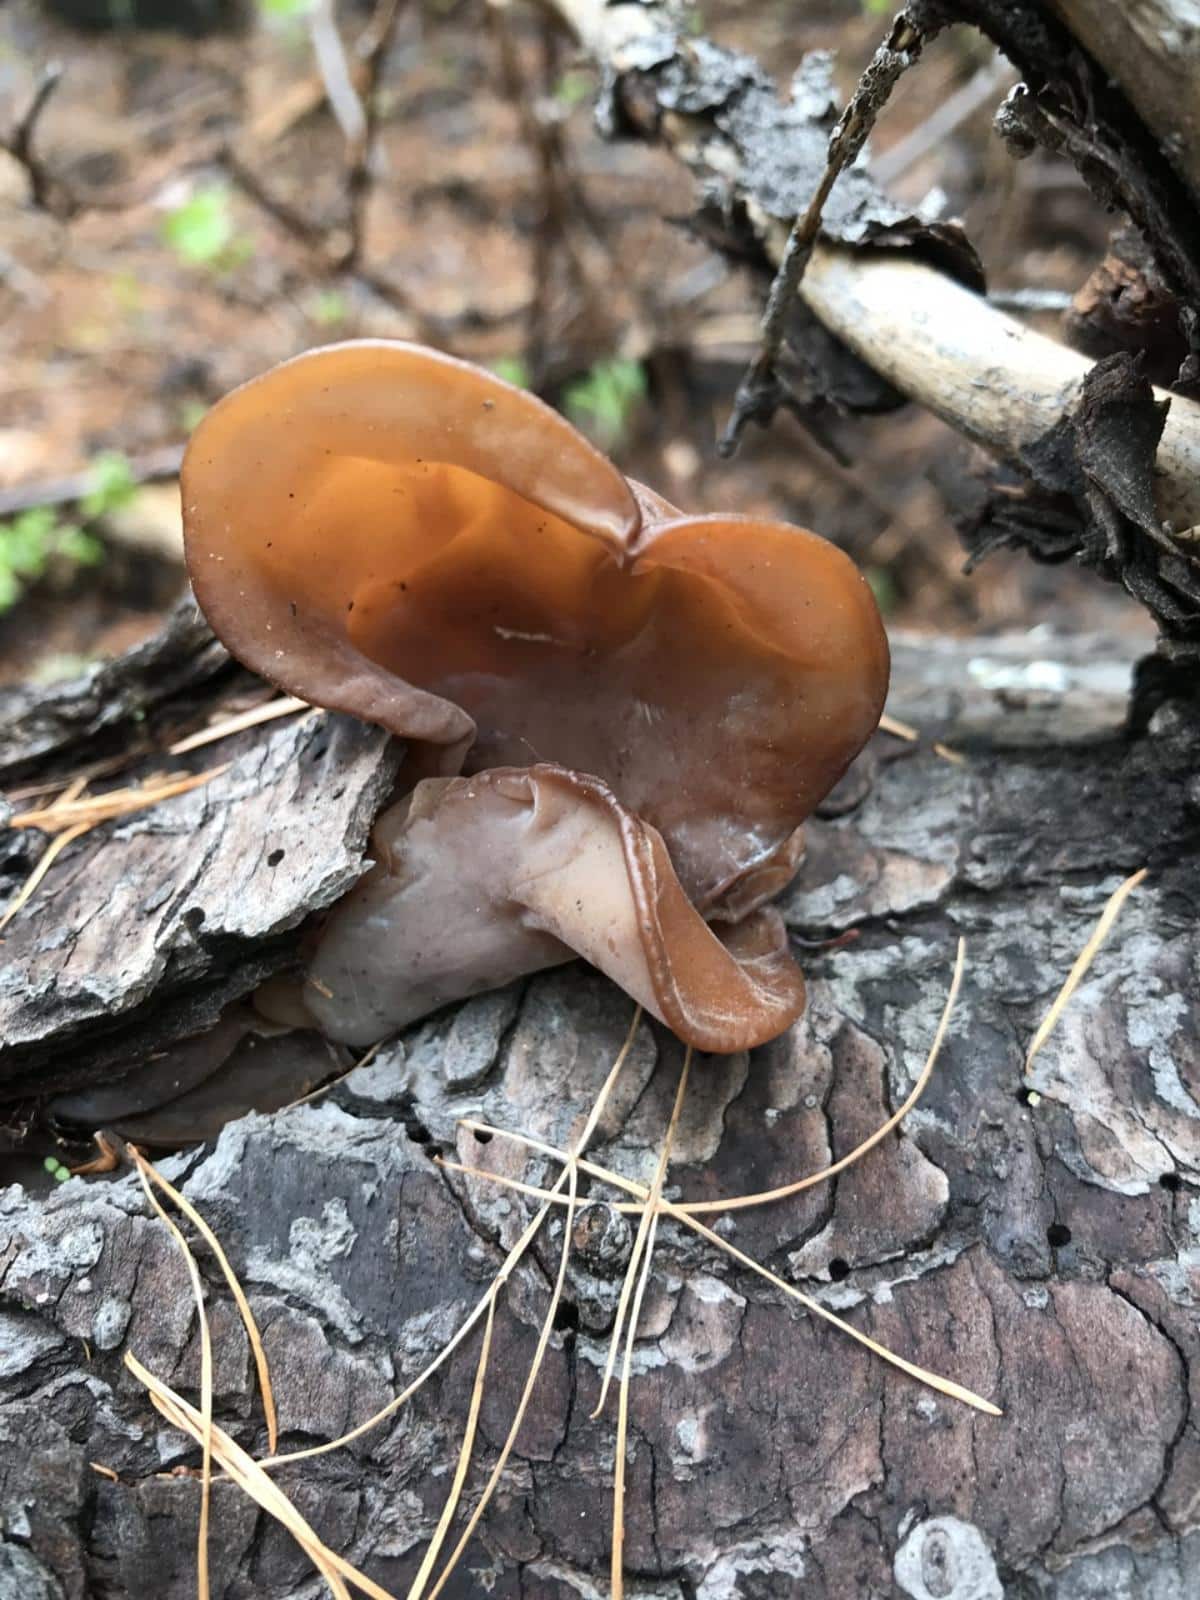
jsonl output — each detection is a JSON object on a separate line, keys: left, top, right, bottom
{"left": 0, "top": 0, "right": 1155, "bottom": 690}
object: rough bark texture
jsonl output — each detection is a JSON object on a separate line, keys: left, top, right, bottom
{"left": 0, "top": 705, "right": 400, "bottom": 1097}
{"left": 2, "top": 628, "right": 1198, "bottom": 1599}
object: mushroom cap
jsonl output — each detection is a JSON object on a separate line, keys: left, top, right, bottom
{"left": 303, "top": 765, "right": 806, "bottom": 1054}
{"left": 182, "top": 340, "right": 888, "bottom": 909}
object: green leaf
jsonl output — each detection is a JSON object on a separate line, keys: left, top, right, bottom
{"left": 162, "top": 187, "right": 238, "bottom": 268}
{"left": 80, "top": 451, "right": 137, "bottom": 519}
{"left": 490, "top": 355, "right": 531, "bottom": 390}
{"left": 309, "top": 288, "right": 349, "bottom": 326}
{"left": 563, "top": 357, "right": 647, "bottom": 448}
{"left": 179, "top": 399, "right": 209, "bottom": 434}
{"left": 2, "top": 508, "right": 56, "bottom": 579}
{"left": 554, "top": 69, "right": 593, "bottom": 109}
{"left": 54, "top": 526, "right": 106, "bottom": 567}
{"left": 259, "top": 0, "right": 314, "bottom": 16}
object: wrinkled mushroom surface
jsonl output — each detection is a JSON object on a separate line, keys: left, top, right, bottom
{"left": 183, "top": 340, "right": 888, "bottom": 1051}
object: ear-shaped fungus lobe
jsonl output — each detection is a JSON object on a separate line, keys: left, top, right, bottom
{"left": 182, "top": 341, "right": 889, "bottom": 905}
{"left": 303, "top": 766, "right": 806, "bottom": 1054}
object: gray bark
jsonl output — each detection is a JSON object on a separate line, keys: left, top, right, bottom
{"left": 2, "top": 627, "right": 1198, "bottom": 1598}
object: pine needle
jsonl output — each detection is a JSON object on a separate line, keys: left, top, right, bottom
{"left": 10, "top": 764, "right": 230, "bottom": 833}
{"left": 879, "top": 712, "right": 919, "bottom": 741}
{"left": 3, "top": 765, "right": 231, "bottom": 935}
{"left": 425, "top": 1159, "right": 582, "bottom": 1600}
{"left": 133, "top": 1165, "right": 214, "bottom": 1600}
{"left": 448, "top": 1142, "right": 999, "bottom": 1416}
{"left": 420, "top": 1012, "right": 644, "bottom": 1598}
{"left": 168, "top": 697, "right": 311, "bottom": 755}
{"left": 879, "top": 712, "right": 963, "bottom": 764}
{"left": 403, "top": 1298, "right": 496, "bottom": 1600}
{"left": 1025, "top": 868, "right": 1148, "bottom": 1075}
{"left": 452, "top": 933, "right": 959, "bottom": 1228}
{"left": 0, "top": 820, "right": 93, "bottom": 934}
{"left": 678, "top": 1205, "right": 999, "bottom": 1413}
{"left": 611, "top": 1050, "right": 691, "bottom": 1600}
{"left": 446, "top": 946, "right": 997, "bottom": 1421}
{"left": 130, "top": 1147, "right": 278, "bottom": 1454}
{"left": 678, "top": 938, "right": 965, "bottom": 1215}
{"left": 593, "top": 1047, "right": 693, "bottom": 1418}
{"left": 125, "top": 1354, "right": 366, "bottom": 1600}
{"left": 264, "top": 1007, "right": 645, "bottom": 1468}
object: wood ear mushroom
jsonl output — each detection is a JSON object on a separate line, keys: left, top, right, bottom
{"left": 182, "top": 341, "right": 888, "bottom": 1053}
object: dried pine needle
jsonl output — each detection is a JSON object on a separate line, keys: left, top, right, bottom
{"left": 451, "top": 940, "right": 964, "bottom": 1223}
{"left": 879, "top": 712, "right": 919, "bottom": 741}
{"left": 407, "top": 1013, "right": 643, "bottom": 1599}
{"left": 0, "top": 820, "right": 93, "bottom": 934}
{"left": 133, "top": 1165, "right": 214, "bottom": 1600}
{"left": 131, "top": 1147, "right": 279, "bottom": 1454}
{"left": 611, "top": 1051, "right": 691, "bottom": 1600}
{"left": 1025, "top": 867, "right": 1148, "bottom": 1075}
{"left": 593, "top": 1047, "right": 694, "bottom": 1419}
{"left": 679, "top": 938, "right": 965, "bottom": 1216}
{"left": 403, "top": 1297, "right": 496, "bottom": 1600}
{"left": 125, "top": 1355, "right": 365, "bottom": 1600}
{"left": 425, "top": 1159, "right": 583, "bottom": 1600}
{"left": 448, "top": 1138, "right": 1000, "bottom": 1417}
{"left": 675, "top": 1205, "right": 999, "bottom": 1414}
{"left": 168, "top": 696, "right": 312, "bottom": 755}
{"left": 10, "top": 764, "right": 230, "bottom": 833}
{"left": 933, "top": 741, "right": 966, "bottom": 766}
{"left": 264, "top": 1006, "right": 644, "bottom": 1468}
{"left": 2, "top": 764, "right": 230, "bottom": 934}
{"left": 879, "top": 711, "right": 963, "bottom": 765}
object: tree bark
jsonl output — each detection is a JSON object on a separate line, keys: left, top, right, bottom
{"left": 1047, "top": 0, "right": 1200, "bottom": 210}
{"left": 2, "top": 627, "right": 1198, "bottom": 1599}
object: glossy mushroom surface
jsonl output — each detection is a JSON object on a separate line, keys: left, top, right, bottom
{"left": 182, "top": 340, "right": 889, "bottom": 1051}
{"left": 298, "top": 765, "right": 806, "bottom": 1053}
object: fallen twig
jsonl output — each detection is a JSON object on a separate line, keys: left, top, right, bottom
{"left": 721, "top": 9, "right": 934, "bottom": 453}
{"left": 546, "top": 0, "right": 1200, "bottom": 528}
{"left": 3, "top": 62, "right": 69, "bottom": 214}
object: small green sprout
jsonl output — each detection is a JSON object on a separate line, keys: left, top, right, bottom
{"left": 0, "top": 449, "right": 134, "bottom": 614}
{"left": 490, "top": 355, "right": 531, "bottom": 390}
{"left": 866, "top": 566, "right": 898, "bottom": 616}
{"left": 162, "top": 186, "right": 253, "bottom": 272}
{"left": 178, "top": 400, "right": 209, "bottom": 434}
{"left": 308, "top": 288, "right": 350, "bottom": 327}
{"left": 43, "top": 1155, "right": 72, "bottom": 1183}
{"left": 81, "top": 451, "right": 138, "bottom": 520}
{"left": 563, "top": 357, "right": 647, "bottom": 449}
{"left": 554, "top": 69, "right": 593, "bottom": 109}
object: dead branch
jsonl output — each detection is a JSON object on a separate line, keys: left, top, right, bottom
{"left": 546, "top": 0, "right": 1200, "bottom": 532}
{"left": 721, "top": 9, "right": 934, "bottom": 453}
{"left": 2, "top": 61, "right": 72, "bottom": 216}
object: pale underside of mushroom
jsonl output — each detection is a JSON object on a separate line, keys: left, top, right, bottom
{"left": 295, "top": 765, "right": 807, "bottom": 1055}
